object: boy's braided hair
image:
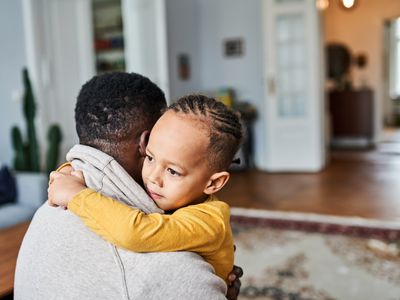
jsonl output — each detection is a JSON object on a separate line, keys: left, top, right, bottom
{"left": 168, "top": 94, "right": 244, "bottom": 171}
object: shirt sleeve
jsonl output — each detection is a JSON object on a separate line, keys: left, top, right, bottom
{"left": 55, "top": 162, "right": 71, "bottom": 172}
{"left": 68, "top": 189, "right": 228, "bottom": 255}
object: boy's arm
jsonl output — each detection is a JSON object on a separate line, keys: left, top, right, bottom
{"left": 68, "top": 189, "right": 228, "bottom": 254}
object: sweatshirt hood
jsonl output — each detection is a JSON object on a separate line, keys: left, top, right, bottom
{"left": 66, "top": 144, "right": 163, "bottom": 214}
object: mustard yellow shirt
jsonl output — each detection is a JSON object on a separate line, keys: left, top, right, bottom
{"left": 68, "top": 189, "right": 234, "bottom": 282}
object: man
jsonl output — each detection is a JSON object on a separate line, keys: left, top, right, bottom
{"left": 14, "top": 72, "right": 242, "bottom": 299}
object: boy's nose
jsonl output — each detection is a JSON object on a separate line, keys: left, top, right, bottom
{"left": 148, "top": 168, "right": 163, "bottom": 187}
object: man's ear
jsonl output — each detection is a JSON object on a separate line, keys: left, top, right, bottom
{"left": 203, "top": 171, "right": 230, "bottom": 195}
{"left": 138, "top": 131, "right": 150, "bottom": 157}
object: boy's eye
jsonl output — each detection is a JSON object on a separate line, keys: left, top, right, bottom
{"left": 167, "top": 168, "right": 181, "bottom": 176}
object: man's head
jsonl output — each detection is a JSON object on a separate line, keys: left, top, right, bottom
{"left": 75, "top": 72, "right": 166, "bottom": 181}
{"left": 142, "top": 95, "right": 243, "bottom": 211}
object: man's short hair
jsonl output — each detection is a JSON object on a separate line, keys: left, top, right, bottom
{"left": 75, "top": 72, "right": 166, "bottom": 148}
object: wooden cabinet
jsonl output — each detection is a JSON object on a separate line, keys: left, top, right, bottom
{"left": 329, "top": 89, "right": 374, "bottom": 147}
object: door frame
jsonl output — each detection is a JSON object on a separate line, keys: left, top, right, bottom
{"left": 260, "top": 0, "right": 326, "bottom": 172}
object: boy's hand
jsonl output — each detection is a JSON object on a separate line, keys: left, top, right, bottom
{"left": 226, "top": 264, "right": 243, "bottom": 300}
{"left": 48, "top": 170, "right": 86, "bottom": 208}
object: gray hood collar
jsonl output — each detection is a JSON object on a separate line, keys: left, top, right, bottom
{"left": 66, "top": 144, "right": 163, "bottom": 214}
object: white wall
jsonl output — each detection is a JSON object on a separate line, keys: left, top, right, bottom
{"left": 166, "top": 0, "right": 266, "bottom": 167}
{"left": 165, "top": 0, "right": 202, "bottom": 101}
{"left": 324, "top": 0, "right": 400, "bottom": 139}
{"left": 0, "top": 0, "right": 27, "bottom": 167}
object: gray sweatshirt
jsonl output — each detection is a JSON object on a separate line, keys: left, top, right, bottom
{"left": 14, "top": 145, "right": 227, "bottom": 300}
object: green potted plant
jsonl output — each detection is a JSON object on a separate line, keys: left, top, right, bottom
{"left": 11, "top": 68, "right": 63, "bottom": 204}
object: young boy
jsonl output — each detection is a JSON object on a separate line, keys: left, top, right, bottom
{"left": 48, "top": 94, "right": 243, "bottom": 283}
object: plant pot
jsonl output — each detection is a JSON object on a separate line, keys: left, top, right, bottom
{"left": 14, "top": 172, "right": 48, "bottom": 208}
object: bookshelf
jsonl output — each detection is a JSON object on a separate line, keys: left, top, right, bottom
{"left": 92, "top": 0, "right": 125, "bottom": 73}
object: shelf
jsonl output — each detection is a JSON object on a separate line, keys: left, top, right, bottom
{"left": 94, "top": 25, "right": 123, "bottom": 34}
{"left": 92, "top": 0, "right": 125, "bottom": 74}
{"left": 93, "top": 0, "right": 120, "bottom": 10}
{"left": 96, "top": 47, "right": 124, "bottom": 54}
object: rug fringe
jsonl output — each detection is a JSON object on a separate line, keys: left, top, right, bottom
{"left": 231, "top": 207, "right": 400, "bottom": 230}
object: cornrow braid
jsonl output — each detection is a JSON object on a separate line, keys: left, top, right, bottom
{"left": 168, "top": 94, "right": 244, "bottom": 171}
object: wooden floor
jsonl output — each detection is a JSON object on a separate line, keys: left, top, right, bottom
{"left": 218, "top": 133, "right": 400, "bottom": 222}
{"left": 0, "top": 222, "right": 30, "bottom": 298}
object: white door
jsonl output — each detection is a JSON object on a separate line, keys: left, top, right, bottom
{"left": 23, "top": 0, "right": 95, "bottom": 163}
{"left": 262, "top": 0, "right": 325, "bottom": 172}
{"left": 122, "top": 0, "right": 170, "bottom": 101}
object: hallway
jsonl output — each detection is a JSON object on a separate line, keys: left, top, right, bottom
{"left": 218, "top": 133, "right": 400, "bottom": 222}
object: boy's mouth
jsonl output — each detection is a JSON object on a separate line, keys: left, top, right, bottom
{"left": 147, "top": 187, "right": 163, "bottom": 201}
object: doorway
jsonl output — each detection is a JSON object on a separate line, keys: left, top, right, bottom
{"left": 323, "top": 0, "right": 400, "bottom": 150}
{"left": 261, "top": 0, "right": 326, "bottom": 172}
{"left": 383, "top": 17, "right": 400, "bottom": 130}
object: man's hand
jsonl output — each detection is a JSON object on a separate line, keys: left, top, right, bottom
{"left": 226, "top": 265, "right": 243, "bottom": 300}
{"left": 48, "top": 170, "right": 86, "bottom": 208}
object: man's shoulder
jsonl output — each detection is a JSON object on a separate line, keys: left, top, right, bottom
{"left": 119, "top": 250, "right": 227, "bottom": 299}
{"left": 18, "top": 205, "right": 227, "bottom": 299}
{"left": 16, "top": 204, "right": 126, "bottom": 298}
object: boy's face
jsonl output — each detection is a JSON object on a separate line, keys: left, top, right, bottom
{"left": 142, "top": 110, "right": 213, "bottom": 211}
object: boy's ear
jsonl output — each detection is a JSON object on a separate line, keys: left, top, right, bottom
{"left": 203, "top": 171, "right": 230, "bottom": 195}
{"left": 138, "top": 131, "right": 150, "bottom": 157}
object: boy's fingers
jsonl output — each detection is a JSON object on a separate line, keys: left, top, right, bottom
{"left": 71, "top": 170, "right": 85, "bottom": 183}
{"left": 49, "top": 172, "right": 55, "bottom": 185}
{"left": 47, "top": 183, "right": 58, "bottom": 207}
{"left": 48, "top": 196, "right": 57, "bottom": 207}
{"left": 58, "top": 165, "right": 73, "bottom": 175}
{"left": 49, "top": 171, "right": 64, "bottom": 183}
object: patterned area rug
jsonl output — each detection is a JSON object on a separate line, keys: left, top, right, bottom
{"left": 231, "top": 208, "right": 400, "bottom": 300}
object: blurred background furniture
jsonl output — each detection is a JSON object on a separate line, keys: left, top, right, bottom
{"left": 0, "top": 173, "right": 47, "bottom": 229}
{"left": 329, "top": 89, "right": 374, "bottom": 148}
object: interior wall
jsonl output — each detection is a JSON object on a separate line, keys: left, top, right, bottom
{"left": 324, "top": 0, "right": 400, "bottom": 139}
{"left": 198, "top": 0, "right": 265, "bottom": 167}
{"left": 0, "top": 0, "right": 27, "bottom": 167}
{"left": 166, "top": 0, "right": 266, "bottom": 167}
{"left": 165, "top": 0, "right": 201, "bottom": 101}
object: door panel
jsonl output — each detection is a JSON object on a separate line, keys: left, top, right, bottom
{"left": 262, "top": 0, "right": 325, "bottom": 171}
